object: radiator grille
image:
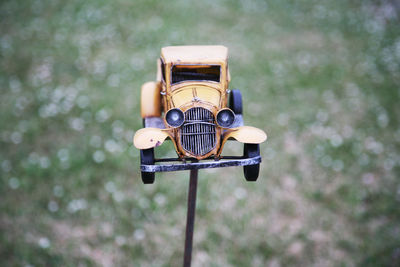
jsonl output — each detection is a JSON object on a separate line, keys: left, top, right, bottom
{"left": 180, "top": 107, "right": 216, "bottom": 156}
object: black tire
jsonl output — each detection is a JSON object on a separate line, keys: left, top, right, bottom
{"left": 243, "top": 144, "right": 260, "bottom": 182}
{"left": 229, "top": 89, "right": 243, "bottom": 115}
{"left": 140, "top": 148, "right": 155, "bottom": 184}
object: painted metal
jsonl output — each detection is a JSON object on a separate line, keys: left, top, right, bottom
{"left": 140, "top": 81, "right": 161, "bottom": 118}
{"left": 134, "top": 45, "right": 267, "bottom": 160}
{"left": 133, "top": 128, "right": 171, "bottom": 149}
{"left": 222, "top": 126, "right": 267, "bottom": 144}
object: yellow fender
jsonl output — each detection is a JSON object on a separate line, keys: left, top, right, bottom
{"left": 133, "top": 128, "right": 171, "bottom": 149}
{"left": 220, "top": 126, "right": 267, "bottom": 151}
{"left": 141, "top": 81, "right": 162, "bottom": 118}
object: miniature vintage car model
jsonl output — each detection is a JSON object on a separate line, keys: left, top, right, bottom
{"left": 134, "top": 46, "right": 267, "bottom": 183}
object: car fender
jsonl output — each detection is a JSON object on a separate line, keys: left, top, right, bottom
{"left": 141, "top": 81, "right": 162, "bottom": 118}
{"left": 133, "top": 128, "right": 172, "bottom": 149}
{"left": 220, "top": 126, "right": 267, "bottom": 153}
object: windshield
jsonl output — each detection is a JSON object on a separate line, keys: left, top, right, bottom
{"left": 171, "top": 65, "right": 220, "bottom": 85}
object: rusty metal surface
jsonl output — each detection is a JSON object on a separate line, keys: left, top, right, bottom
{"left": 180, "top": 107, "right": 216, "bottom": 156}
{"left": 230, "top": 114, "right": 243, "bottom": 128}
{"left": 140, "top": 155, "right": 261, "bottom": 172}
{"left": 143, "top": 117, "right": 165, "bottom": 129}
{"left": 183, "top": 167, "right": 198, "bottom": 267}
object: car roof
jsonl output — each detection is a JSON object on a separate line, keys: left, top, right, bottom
{"left": 161, "top": 45, "right": 228, "bottom": 65}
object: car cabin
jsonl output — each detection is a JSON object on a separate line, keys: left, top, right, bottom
{"left": 158, "top": 45, "right": 230, "bottom": 110}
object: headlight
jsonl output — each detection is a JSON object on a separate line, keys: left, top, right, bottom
{"left": 165, "top": 108, "right": 184, "bottom": 127}
{"left": 216, "top": 108, "right": 235, "bottom": 128}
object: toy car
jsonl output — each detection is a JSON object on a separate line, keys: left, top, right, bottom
{"left": 133, "top": 45, "right": 267, "bottom": 183}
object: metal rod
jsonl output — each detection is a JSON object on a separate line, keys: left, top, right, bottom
{"left": 183, "top": 166, "right": 198, "bottom": 267}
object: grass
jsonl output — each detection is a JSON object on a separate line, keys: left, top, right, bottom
{"left": 1, "top": 0, "right": 400, "bottom": 266}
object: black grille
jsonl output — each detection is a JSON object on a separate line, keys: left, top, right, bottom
{"left": 180, "top": 107, "right": 216, "bottom": 156}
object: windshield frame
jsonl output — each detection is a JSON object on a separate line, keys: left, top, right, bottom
{"left": 170, "top": 64, "right": 222, "bottom": 86}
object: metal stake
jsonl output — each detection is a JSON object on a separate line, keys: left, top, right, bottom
{"left": 183, "top": 167, "right": 198, "bottom": 267}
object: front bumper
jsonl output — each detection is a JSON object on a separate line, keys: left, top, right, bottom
{"left": 141, "top": 155, "right": 261, "bottom": 173}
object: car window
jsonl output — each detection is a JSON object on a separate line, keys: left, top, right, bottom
{"left": 171, "top": 65, "right": 220, "bottom": 84}
{"left": 160, "top": 58, "right": 166, "bottom": 81}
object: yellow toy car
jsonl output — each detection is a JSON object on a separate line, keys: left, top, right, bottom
{"left": 134, "top": 45, "right": 267, "bottom": 183}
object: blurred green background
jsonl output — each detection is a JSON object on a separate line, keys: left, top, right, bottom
{"left": 1, "top": 0, "right": 400, "bottom": 266}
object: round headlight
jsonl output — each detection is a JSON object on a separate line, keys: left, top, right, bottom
{"left": 216, "top": 108, "right": 235, "bottom": 128}
{"left": 165, "top": 108, "right": 184, "bottom": 127}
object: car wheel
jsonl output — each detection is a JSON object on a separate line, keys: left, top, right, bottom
{"left": 140, "top": 148, "right": 155, "bottom": 184}
{"left": 229, "top": 89, "right": 243, "bottom": 115}
{"left": 243, "top": 143, "right": 260, "bottom": 182}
